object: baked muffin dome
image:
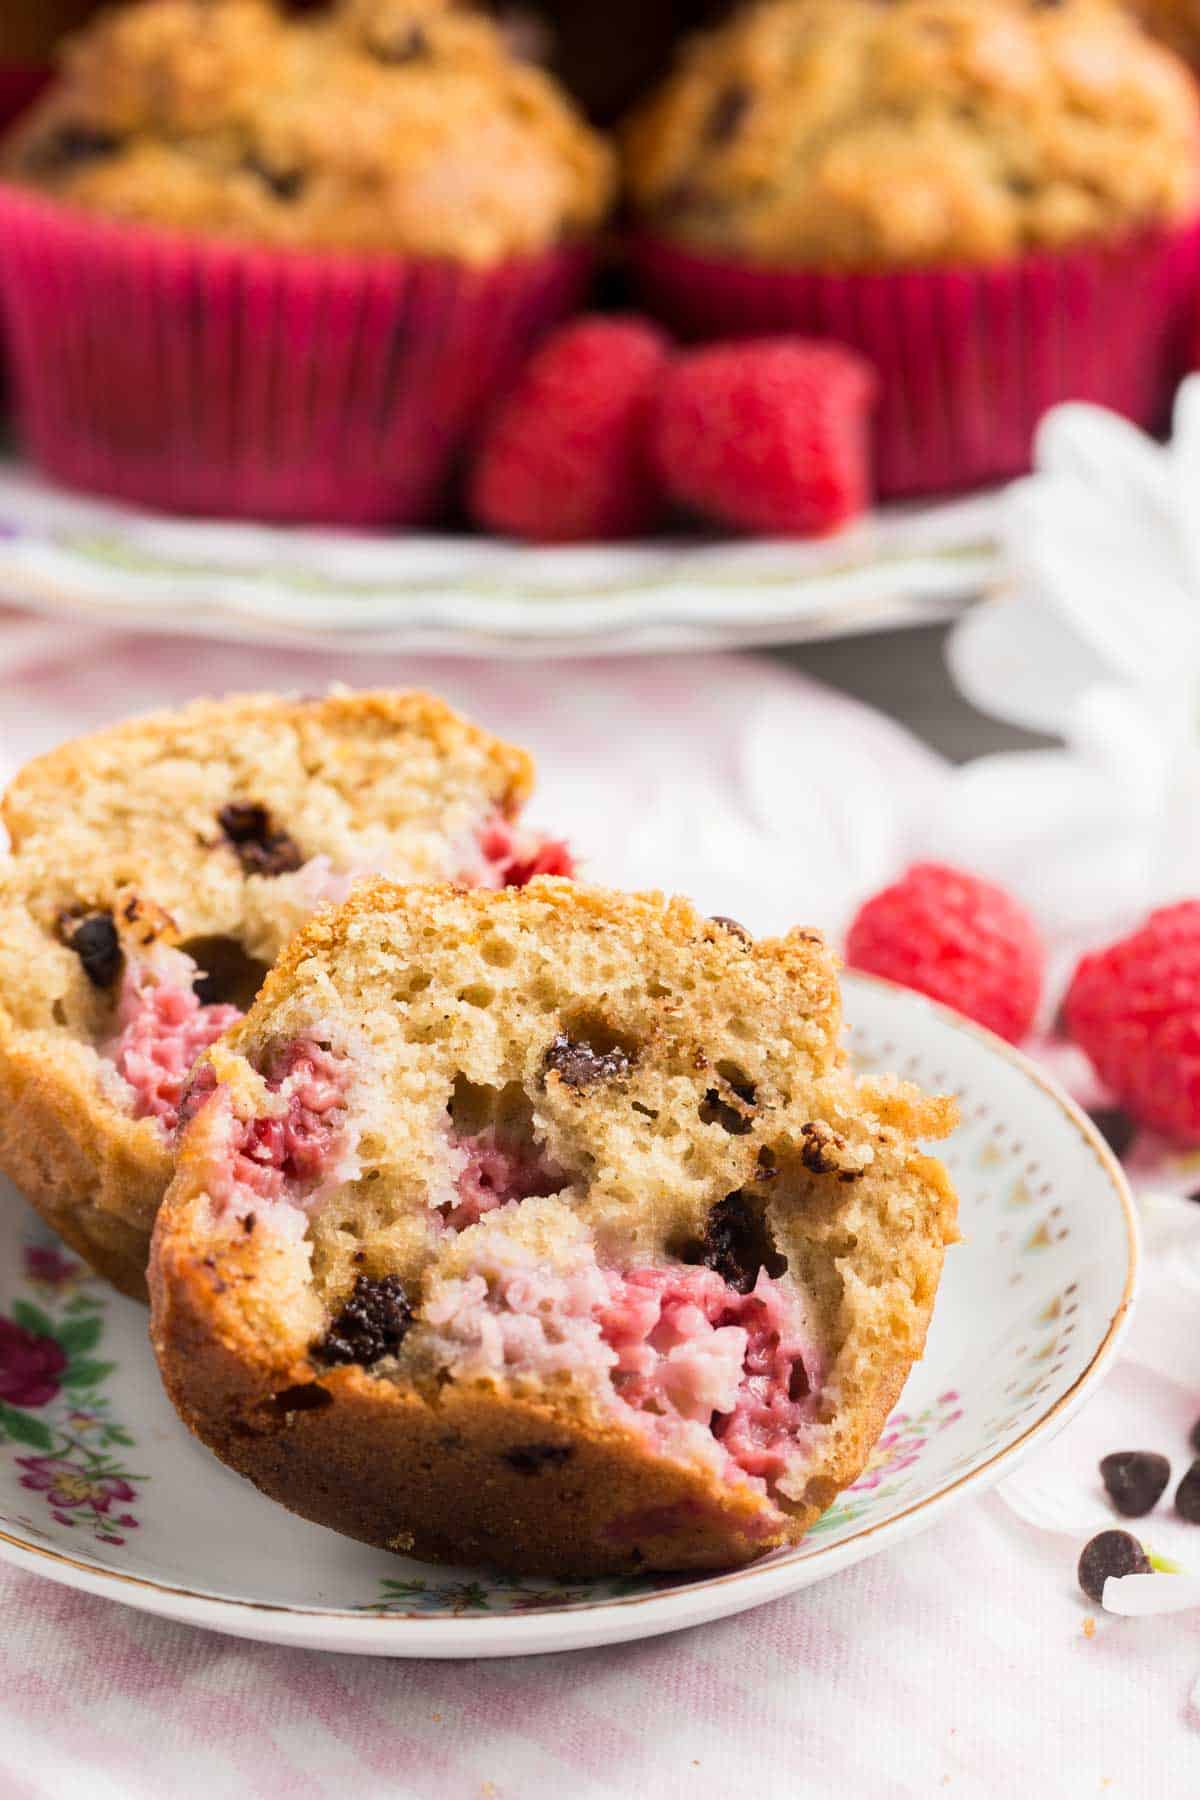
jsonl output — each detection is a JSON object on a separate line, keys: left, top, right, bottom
{"left": 5, "top": 0, "right": 615, "bottom": 263}
{"left": 0, "top": 690, "right": 570, "bottom": 1300}
{"left": 149, "top": 879, "right": 957, "bottom": 1576}
{"left": 623, "top": 0, "right": 1200, "bottom": 270}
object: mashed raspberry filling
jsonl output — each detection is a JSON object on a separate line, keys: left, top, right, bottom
{"left": 442, "top": 1129, "right": 566, "bottom": 1231}
{"left": 425, "top": 1235, "right": 820, "bottom": 1496}
{"left": 105, "top": 956, "right": 241, "bottom": 1132}
{"left": 225, "top": 1039, "right": 353, "bottom": 1208}
{"left": 599, "top": 1266, "right": 820, "bottom": 1488}
{"left": 473, "top": 815, "right": 575, "bottom": 889}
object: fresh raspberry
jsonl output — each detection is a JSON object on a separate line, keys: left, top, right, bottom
{"left": 845, "top": 863, "right": 1044, "bottom": 1044}
{"left": 468, "top": 315, "right": 671, "bottom": 543}
{"left": 650, "top": 338, "right": 876, "bottom": 536}
{"left": 1063, "top": 902, "right": 1200, "bottom": 1142}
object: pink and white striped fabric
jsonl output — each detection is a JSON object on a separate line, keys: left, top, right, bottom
{"left": 0, "top": 620, "right": 1197, "bottom": 1799}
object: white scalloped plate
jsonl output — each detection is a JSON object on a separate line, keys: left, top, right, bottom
{"left": 0, "top": 974, "right": 1136, "bottom": 1657}
{"left": 0, "top": 463, "right": 1004, "bottom": 656}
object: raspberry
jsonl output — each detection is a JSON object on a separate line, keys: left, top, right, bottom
{"left": 650, "top": 338, "right": 876, "bottom": 536}
{"left": 845, "top": 863, "right": 1044, "bottom": 1044}
{"left": 1063, "top": 902, "right": 1200, "bottom": 1143}
{"left": 468, "top": 315, "right": 671, "bottom": 543}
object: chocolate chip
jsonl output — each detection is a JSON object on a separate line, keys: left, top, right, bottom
{"left": 242, "top": 156, "right": 306, "bottom": 201}
{"left": 710, "top": 915, "right": 752, "bottom": 944}
{"left": 1087, "top": 1106, "right": 1136, "bottom": 1160}
{"left": 1100, "top": 1451, "right": 1170, "bottom": 1518}
{"left": 1077, "top": 1530, "right": 1152, "bottom": 1604}
{"left": 315, "top": 1275, "right": 413, "bottom": 1367}
{"left": 218, "top": 803, "right": 303, "bottom": 877}
{"left": 799, "top": 1119, "right": 849, "bottom": 1175}
{"left": 24, "top": 124, "right": 123, "bottom": 175}
{"left": 269, "top": 1383, "right": 333, "bottom": 1415}
{"left": 543, "top": 1032, "right": 631, "bottom": 1089}
{"left": 704, "top": 84, "right": 751, "bottom": 145}
{"left": 1176, "top": 1459, "right": 1200, "bottom": 1523}
{"left": 788, "top": 1359, "right": 810, "bottom": 1402}
{"left": 60, "top": 911, "right": 123, "bottom": 989}
{"left": 699, "top": 1192, "right": 786, "bottom": 1294}
{"left": 368, "top": 22, "right": 431, "bottom": 62}
{"left": 503, "top": 1442, "right": 573, "bottom": 1475}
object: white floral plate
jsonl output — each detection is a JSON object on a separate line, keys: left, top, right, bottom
{"left": 0, "top": 975, "right": 1135, "bottom": 1657}
{"left": 0, "top": 462, "right": 1004, "bottom": 656}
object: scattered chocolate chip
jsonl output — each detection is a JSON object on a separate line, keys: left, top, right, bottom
{"left": 1087, "top": 1106, "right": 1136, "bottom": 1160}
{"left": 368, "top": 21, "right": 431, "bottom": 62}
{"left": 543, "top": 1032, "right": 631, "bottom": 1089}
{"left": 218, "top": 802, "right": 303, "bottom": 877}
{"left": 788, "top": 1359, "right": 810, "bottom": 1402}
{"left": 315, "top": 1274, "right": 413, "bottom": 1367}
{"left": 23, "top": 123, "right": 123, "bottom": 175}
{"left": 60, "top": 911, "right": 123, "bottom": 989}
{"left": 269, "top": 1383, "right": 333, "bottom": 1415}
{"left": 800, "top": 1119, "right": 849, "bottom": 1175}
{"left": 1078, "top": 1529, "right": 1152, "bottom": 1604}
{"left": 704, "top": 83, "right": 751, "bottom": 145}
{"left": 242, "top": 156, "right": 306, "bottom": 201}
{"left": 1176, "top": 1459, "right": 1200, "bottom": 1523}
{"left": 503, "top": 1442, "right": 573, "bottom": 1475}
{"left": 700, "top": 1191, "right": 786, "bottom": 1294}
{"left": 242, "top": 1213, "right": 257, "bottom": 1235}
{"left": 709, "top": 915, "right": 752, "bottom": 944}
{"left": 1099, "top": 1451, "right": 1170, "bottom": 1518}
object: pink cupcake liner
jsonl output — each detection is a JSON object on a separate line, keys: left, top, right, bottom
{"left": 0, "top": 184, "right": 594, "bottom": 525}
{"left": 630, "top": 222, "right": 1200, "bottom": 501}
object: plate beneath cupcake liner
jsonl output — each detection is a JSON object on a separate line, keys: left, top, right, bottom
{"left": 0, "top": 462, "right": 1004, "bottom": 657}
{"left": 0, "top": 974, "right": 1135, "bottom": 1658}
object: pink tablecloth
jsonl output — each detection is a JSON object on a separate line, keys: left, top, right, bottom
{"left": 1, "top": 622, "right": 1198, "bottom": 1798}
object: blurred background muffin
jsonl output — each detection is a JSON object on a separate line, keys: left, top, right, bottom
{"left": 625, "top": 0, "right": 1200, "bottom": 498}
{"left": 0, "top": 0, "right": 613, "bottom": 523}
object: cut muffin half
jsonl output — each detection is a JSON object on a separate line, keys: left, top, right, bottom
{"left": 149, "top": 879, "right": 957, "bottom": 1576}
{"left": 0, "top": 690, "right": 570, "bottom": 1299}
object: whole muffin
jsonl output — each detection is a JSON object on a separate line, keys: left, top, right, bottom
{"left": 0, "top": 0, "right": 614, "bottom": 523}
{"left": 9, "top": 0, "right": 612, "bottom": 263}
{"left": 625, "top": 0, "right": 1200, "bottom": 498}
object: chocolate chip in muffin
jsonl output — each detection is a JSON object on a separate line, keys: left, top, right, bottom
{"left": 1175, "top": 1459, "right": 1200, "bottom": 1523}
{"left": 543, "top": 1031, "right": 632, "bottom": 1089}
{"left": 218, "top": 803, "right": 303, "bottom": 877}
{"left": 800, "top": 1119, "right": 849, "bottom": 1175}
{"left": 60, "top": 911, "right": 123, "bottom": 989}
{"left": 704, "top": 84, "right": 751, "bottom": 146}
{"left": 709, "top": 915, "right": 752, "bottom": 944}
{"left": 23, "top": 124, "right": 124, "bottom": 176}
{"left": 1099, "top": 1451, "right": 1171, "bottom": 1519}
{"left": 504, "top": 1442, "right": 574, "bottom": 1475}
{"left": 1087, "top": 1106, "right": 1137, "bottom": 1160}
{"left": 241, "top": 156, "right": 306, "bottom": 202}
{"left": 316, "top": 1274, "right": 413, "bottom": 1367}
{"left": 368, "top": 21, "right": 432, "bottom": 63}
{"left": 1078, "top": 1529, "right": 1152, "bottom": 1604}
{"left": 698, "top": 1191, "right": 786, "bottom": 1294}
